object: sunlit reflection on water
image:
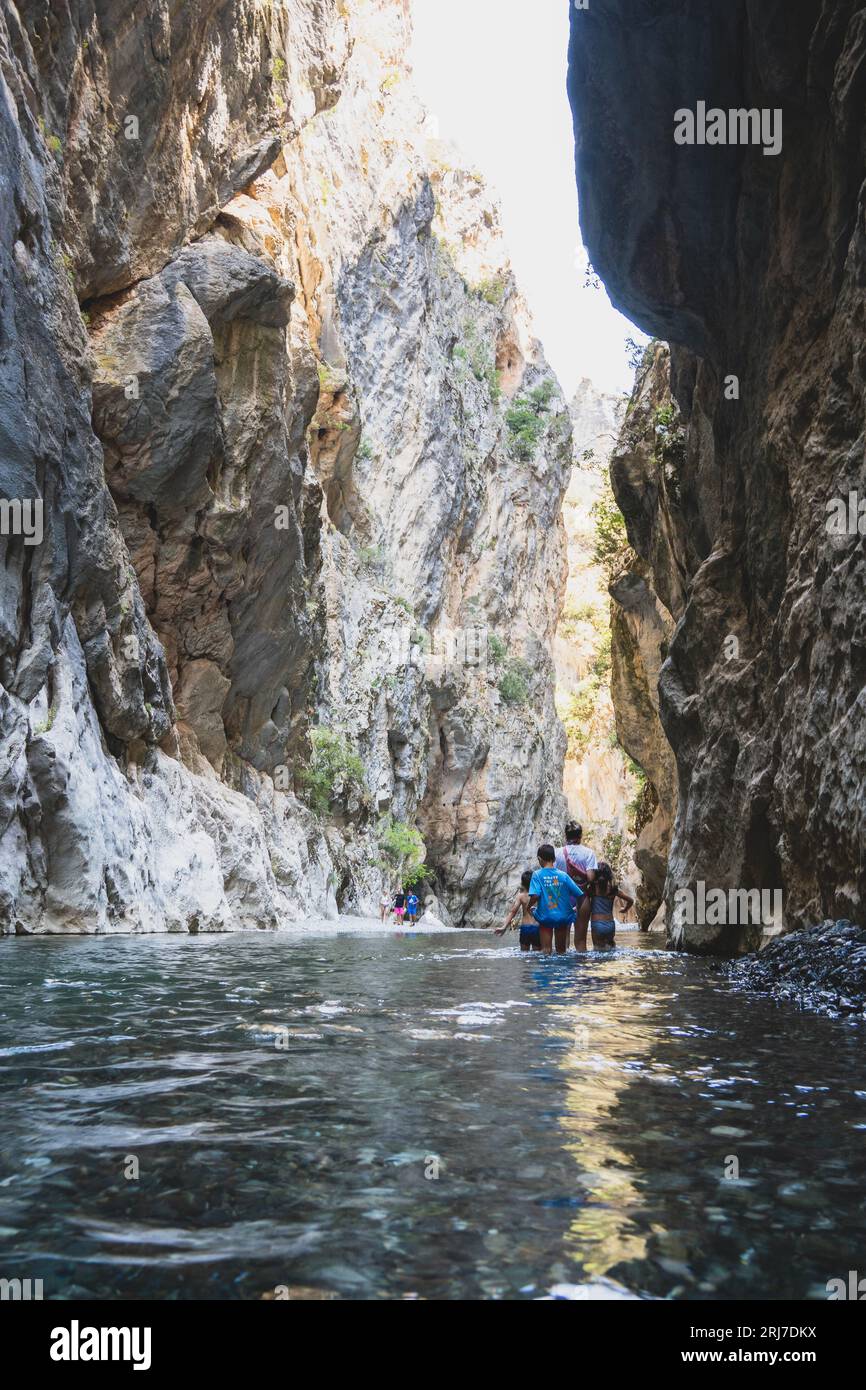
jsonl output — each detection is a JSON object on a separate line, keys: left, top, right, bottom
{"left": 0, "top": 930, "right": 862, "bottom": 1299}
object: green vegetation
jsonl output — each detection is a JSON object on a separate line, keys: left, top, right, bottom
{"left": 505, "top": 379, "right": 555, "bottom": 460}
{"left": 590, "top": 478, "right": 629, "bottom": 576}
{"left": 651, "top": 398, "right": 686, "bottom": 487}
{"left": 272, "top": 56, "right": 286, "bottom": 82}
{"left": 53, "top": 246, "right": 76, "bottom": 290}
{"left": 317, "top": 361, "right": 344, "bottom": 392}
{"left": 475, "top": 274, "right": 508, "bottom": 306}
{"left": 358, "top": 544, "right": 383, "bottom": 567}
{"left": 560, "top": 630, "right": 613, "bottom": 757}
{"left": 34, "top": 703, "right": 58, "bottom": 736}
{"left": 598, "top": 824, "right": 629, "bottom": 881}
{"left": 394, "top": 596, "right": 413, "bottom": 615}
{"left": 498, "top": 657, "right": 532, "bottom": 707}
{"left": 357, "top": 435, "right": 374, "bottom": 462}
{"left": 38, "top": 117, "right": 62, "bottom": 156}
{"left": 488, "top": 632, "right": 507, "bottom": 666}
{"left": 559, "top": 599, "right": 606, "bottom": 643}
{"left": 625, "top": 335, "right": 651, "bottom": 373}
{"left": 627, "top": 769, "right": 655, "bottom": 838}
{"left": 453, "top": 328, "right": 500, "bottom": 401}
{"left": 299, "top": 728, "right": 367, "bottom": 816}
{"left": 379, "top": 817, "right": 427, "bottom": 889}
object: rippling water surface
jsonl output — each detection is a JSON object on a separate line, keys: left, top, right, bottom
{"left": 0, "top": 926, "right": 864, "bottom": 1300}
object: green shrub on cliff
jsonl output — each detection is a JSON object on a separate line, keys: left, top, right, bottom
{"left": 505, "top": 379, "right": 556, "bottom": 460}
{"left": 300, "top": 728, "right": 366, "bottom": 815}
{"left": 475, "top": 274, "right": 508, "bottom": 306}
{"left": 498, "top": 657, "right": 532, "bottom": 706}
{"left": 379, "top": 818, "right": 427, "bottom": 889}
{"left": 590, "top": 480, "right": 629, "bottom": 576}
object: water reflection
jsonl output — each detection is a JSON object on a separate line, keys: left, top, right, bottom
{"left": 0, "top": 931, "right": 862, "bottom": 1299}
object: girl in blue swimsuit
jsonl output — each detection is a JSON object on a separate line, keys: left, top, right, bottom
{"left": 588, "top": 863, "right": 634, "bottom": 949}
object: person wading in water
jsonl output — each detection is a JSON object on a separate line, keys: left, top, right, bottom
{"left": 554, "top": 822, "right": 598, "bottom": 949}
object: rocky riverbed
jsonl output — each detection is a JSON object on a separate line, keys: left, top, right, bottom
{"left": 726, "top": 921, "right": 866, "bottom": 1020}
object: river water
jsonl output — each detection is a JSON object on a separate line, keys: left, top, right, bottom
{"left": 0, "top": 925, "right": 863, "bottom": 1301}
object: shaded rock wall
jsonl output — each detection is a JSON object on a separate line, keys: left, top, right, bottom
{"left": 608, "top": 345, "right": 681, "bottom": 928}
{"left": 569, "top": 0, "right": 866, "bottom": 951}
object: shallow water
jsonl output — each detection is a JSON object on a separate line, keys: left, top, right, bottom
{"left": 0, "top": 927, "right": 863, "bottom": 1300}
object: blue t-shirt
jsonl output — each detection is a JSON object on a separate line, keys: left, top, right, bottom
{"left": 529, "top": 868, "right": 584, "bottom": 923}
{"left": 407, "top": 894, "right": 419, "bottom": 913}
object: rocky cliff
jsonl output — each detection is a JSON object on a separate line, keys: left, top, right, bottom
{"left": 0, "top": 0, "right": 567, "bottom": 934}
{"left": 569, "top": 0, "right": 866, "bottom": 951}
{"left": 607, "top": 345, "right": 680, "bottom": 928}
{"left": 555, "top": 379, "right": 641, "bottom": 896}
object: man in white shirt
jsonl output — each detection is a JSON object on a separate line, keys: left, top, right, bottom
{"left": 554, "top": 822, "right": 597, "bottom": 947}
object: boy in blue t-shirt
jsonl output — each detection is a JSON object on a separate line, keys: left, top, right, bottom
{"left": 529, "top": 844, "right": 585, "bottom": 955}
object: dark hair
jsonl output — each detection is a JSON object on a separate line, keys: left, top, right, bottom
{"left": 537, "top": 844, "right": 556, "bottom": 864}
{"left": 565, "top": 821, "right": 582, "bottom": 843}
{"left": 595, "top": 861, "right": 615, "bottom": 889}
{"left": 520, "top": 870, "right": 533, "bottom": 890}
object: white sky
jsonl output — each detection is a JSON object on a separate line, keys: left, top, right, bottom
{"left": 410, "top": 0, "right": 646, "bottom": 399}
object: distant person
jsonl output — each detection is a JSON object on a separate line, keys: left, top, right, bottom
{"left": 528, "top": 845, "right": 585, "bottom": 954}
{"left": 406, "top": 891, "right": 419, "bottom": 924}
{"left": 495, "top": 871, "right": 542, "bottom": 951}
{"left": 587, "top": 863, "right": 634, "bottom": 950}
{"left": 380, "top": 890, "right": 392, "bottom": 923}
{"left": 393, "top": 891, "right": 406, "bottom": 923}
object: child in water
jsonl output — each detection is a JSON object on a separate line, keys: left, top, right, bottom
{"left": 587, "top": 862, "right": 634, "bottom": 949}
{"left": 495, "top": 871, "right": 542, "bottom": 951}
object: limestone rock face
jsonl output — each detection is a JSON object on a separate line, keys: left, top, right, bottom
{"left": 607, "top": 347, "right": 680, "bottom": 927}
{"left": 556, "top": 380, "right": 640, "bottom": 897}
{"left": 569, "top": 0, "right": 866, "bottom": 951}
{"left": 0, "top": 0, "right": 568, "bottom": 933}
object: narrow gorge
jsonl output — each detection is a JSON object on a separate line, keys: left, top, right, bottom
{"left": 1, "top": 0, "right": 866, "bottom": 1320}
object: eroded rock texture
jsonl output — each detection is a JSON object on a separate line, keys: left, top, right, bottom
{"left": 608, "top": 346, "right": 681, "bottom": 928}
{"left": 0, "top": 0, "right": 567, "bottom": 932}
{"left": 570, "top": 0, "right": 866, "bottom": 952}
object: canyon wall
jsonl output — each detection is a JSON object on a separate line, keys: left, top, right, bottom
{"left": 607, "top": 345, "right": 680, "bottom": 928}
{"left": 0, "top": 0, "right": 567, "bottom": 934}
{"left": 569, "top": 0, "right": 866, "bottom": 952}
{"left": 554, "top": 379, "right": 642, "bottom": 898}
